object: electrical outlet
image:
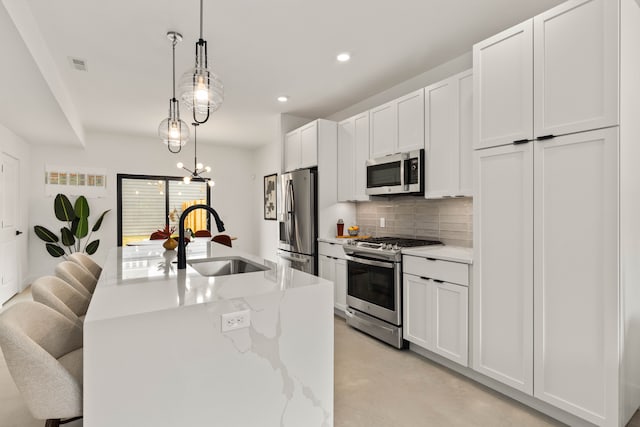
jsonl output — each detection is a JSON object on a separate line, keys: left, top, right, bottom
{"left": 221, "top": 310, "right": 251, "bottom": 332}
{"left": 379, "top": 217, "right": 385, "bottom": 228}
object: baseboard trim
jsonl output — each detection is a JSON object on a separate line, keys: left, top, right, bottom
{"left": 409, "top": 344, "right": 597, "bottom": 427}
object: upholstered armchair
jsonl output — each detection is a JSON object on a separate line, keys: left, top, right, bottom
{"left": 0, "top": 302, "right": 83, "bottom": 426}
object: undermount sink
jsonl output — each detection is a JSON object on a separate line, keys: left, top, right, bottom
{"left": 187, "top": 256, "right": 270, "bottom": 277}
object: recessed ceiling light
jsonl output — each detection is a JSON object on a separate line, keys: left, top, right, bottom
{"left": 277, "top": 96, "right": 289, "bottom": 103}
{"left": 337, "top": 52, "right": 351, "bottom": 62}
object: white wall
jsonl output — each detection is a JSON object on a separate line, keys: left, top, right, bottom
{"left": 252, "top": 139, "right": 280, "bottom": 261}
{"left": 251, "top": 114, "right": 311, "bottom": 261}
{"left": 0, "top": 123, "right": 31, "bottom": 290}
{"left": 27, "top": 131, "right": 256, "bottom": 282}
{"left": 326, "top": 52, "right": 472, "bottom": 122}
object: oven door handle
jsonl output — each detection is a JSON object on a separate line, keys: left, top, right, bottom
{"left": 345, "top": 255, "right": 395, "bottom": 269}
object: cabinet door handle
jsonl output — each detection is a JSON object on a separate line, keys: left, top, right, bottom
{"left": 536, "top": 134, "right": 555, "bottom": 141}
{"left": 420, "top": 276, "right": 431, "bottom": 281}
{"left": 426, "top": 257, "right": 437, "bottom": 261}
{"left": 433, "top": 279, "right": 444, "bottom": 284}
{"left": 513, "top": 139, "right": 529, "bottom": 145}
{"left": 15, "top": 230, "right": 23, "bottom": 236}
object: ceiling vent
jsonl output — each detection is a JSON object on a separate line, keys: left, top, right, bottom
{"left": 68, "top": 57, "right": 87, "bottom": 72}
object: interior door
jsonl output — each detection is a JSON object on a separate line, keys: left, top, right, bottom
{"left": 0, "top": 153, "right": 20, "bottom": 305}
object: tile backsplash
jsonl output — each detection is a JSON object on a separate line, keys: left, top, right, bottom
{"left": 355, "top": 197, "right": 473, "bottom": 248}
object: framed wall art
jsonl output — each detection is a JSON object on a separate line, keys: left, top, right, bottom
{"left": 264, "top": 173, "right": 277, "bottom": 220}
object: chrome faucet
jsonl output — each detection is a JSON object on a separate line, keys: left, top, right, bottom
{"left": 177, "top": 204, "right": 225, "bottom": 269}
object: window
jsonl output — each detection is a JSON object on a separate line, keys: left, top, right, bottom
{"left": 117, "top": 174, "right": 211, "bottom": 246}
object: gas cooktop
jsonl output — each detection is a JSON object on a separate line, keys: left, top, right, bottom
{"left": 344, "top": 236, "right": 443, "bottom": 261}
{"left": 354, "top": 236, "right": 442, "bottom": 248}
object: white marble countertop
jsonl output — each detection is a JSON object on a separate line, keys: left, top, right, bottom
{"left": 402, "top": 245, "right": 474, "bottom": 264}
{"left": 85, "top": 240, "right": 331, "bottom": 323}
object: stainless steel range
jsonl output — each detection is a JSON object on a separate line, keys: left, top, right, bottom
{"left": 343, "top": 237, "right": 442, "bottom": 348}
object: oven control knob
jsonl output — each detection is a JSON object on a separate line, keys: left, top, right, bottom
{"left": 393, "top": 244, "right": 400, "bottom": 250}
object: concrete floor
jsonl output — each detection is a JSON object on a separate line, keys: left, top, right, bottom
{"left": 2, "top": 289, "right": 639, "bottom": 427}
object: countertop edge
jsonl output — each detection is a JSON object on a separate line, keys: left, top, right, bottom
{"left": 401, "top": 246, "right": 473, "bottom": 264}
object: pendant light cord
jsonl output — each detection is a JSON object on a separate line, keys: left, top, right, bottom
{"left": 199, "top": 0, "right": 204, "bottom": 39}
{"left": 171, "top": 37, "right": 177, "bottom": 99}
{"left": 193, "top": 123, "right": 198, "bottom": 173}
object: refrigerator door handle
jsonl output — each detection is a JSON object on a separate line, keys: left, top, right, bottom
{"left": 278, "top": 253, "right": 310, "bottom": 263}
{"left": 288, "top": 180, "right": 297, "bottom": 245}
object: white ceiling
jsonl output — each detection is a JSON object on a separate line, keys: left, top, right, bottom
{"left": 4, "top": 0, "right": 564, "bottom": 148}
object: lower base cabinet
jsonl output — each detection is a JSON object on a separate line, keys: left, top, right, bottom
{"left": 403, "top": 273, "right": 468, "bottom": 366}
{"left": 319, "top": 254, "right": 347, "bottom": 313}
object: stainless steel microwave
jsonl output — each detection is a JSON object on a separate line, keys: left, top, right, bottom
{"left": 365, "top": 149, "right": 424, "bottom": 196}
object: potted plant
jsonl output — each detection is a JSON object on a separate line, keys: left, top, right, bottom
{"left": 34, "top": 193, "right": 110, "bottom": 258}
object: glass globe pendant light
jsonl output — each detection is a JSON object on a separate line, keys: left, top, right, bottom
{"left": 159, "top": 31, "right": 189, "bottom": 153}
{"left": 177, "top": 123, "right": 215, "bottom": 187}
{"left": 178, "top": 0, "right": 224, "bottom": 124}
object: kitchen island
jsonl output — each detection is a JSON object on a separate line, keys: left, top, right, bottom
{"left": 84, "top": 242, "right": 333, "bottom": 427}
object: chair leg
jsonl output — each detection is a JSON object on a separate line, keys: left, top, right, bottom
{"left": 45, "top": 420, "right": 60, "bottom": 427}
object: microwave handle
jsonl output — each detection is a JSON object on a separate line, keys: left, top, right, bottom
{"left": 400, "top": 152, "right": 410, "bottom": 190}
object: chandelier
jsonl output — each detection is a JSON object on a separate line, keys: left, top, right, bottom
{"left": 178, "top": 0, "right": 224, "bottom": 124}
{"left": 158, "top": 31, "right": 189, "bottom": 153}
{"left": 177, "top": 123, "right": 215, "bottom": 187}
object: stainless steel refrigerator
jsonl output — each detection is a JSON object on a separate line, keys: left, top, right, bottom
{"left": 277, "top": 168, "right": 317, "bottom": 275}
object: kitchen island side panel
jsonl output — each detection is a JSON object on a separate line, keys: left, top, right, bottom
{"left": 84, "top": 284, "right": 333, "bottom": 427}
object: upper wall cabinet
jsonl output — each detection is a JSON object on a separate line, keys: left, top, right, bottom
{"left": 370, "top": 89, "right": 424, "bottom": 157}
{"left": 337, "top": 112, "right": 370, "bottom": 202}
{"left": 424, "top": 69, "right": 473, "bottom": 198}
{"left": 284, "top": 120, "right": 319, "bottom": 172}
{"left": 533, "top": 0, "right": 618, "bottom": 138}
{"left": 473, "top": 20, "right": 534, "bottom": 150}
{"left": 474, "top": 0, "right": 619, "bottom": 150}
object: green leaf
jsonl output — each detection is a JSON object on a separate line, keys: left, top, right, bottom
{"left": 34, "top": 225, "right": 59, "bottom": 243}
{"left": 60, "top": 227, "right": 76, "bottom": 247}
{"left": 54, "top": 194, "right": 76, "bottom": 222}
{"left": 45, "top": 243, "right": 66, "bottom": 257}
{"left": 91, "top": 209, "right": 111, "bottom": 232}
{"left": 71, "top": 218, "right": 79, "bottom": 235}
{"left": 74, "top": 196, "right": 90, "bottom": 218}
{"left": 85, "top": 240, "right": 100, "bottom": 255}
{"left": 75, "top": 217, "right": 89, "bottom": 239}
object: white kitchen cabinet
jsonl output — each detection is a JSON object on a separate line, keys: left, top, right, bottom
{"left": 403, "top": 274, "right": 432, "bottom": 349}
{"left": 474, "top": 0, "right": 619, "bottom": 151}
{"left": 284, "top": 130, "right": 301, "bottom": 173}
{"left": 318, "top": 242, "right": 348, "bottom": 313}
{"left": 337, "top": 112, "right": 370, "bottom": 202}
{"left": 403, "top": 256, "right": 470, "bottom": 367}
{"left": 283, "top": 119, "right": 329, "bottom": 172}
{"left": 424, "top": 69, "right": 473, "bottom": 198}
{"left": 533, "top": 0, "right": 619, "bottom": 138}
{"left": 369, "top": 101, "right": 397, "bottom": 158}
{"left": 471, "top": 1, "right": 640, "bottom": 425}
{"left": 533, "top": 128, "right": 618, "bottom": 424}
{"left": 334, "top": 259, "right": 347, "bottom": 313}
{"left": 473, "top": 20, "right": 533, "bottom": 150}
{"left": 472, "top": 143, "right": 534, "bottom": 394}
{"left": 396, "top": 89, "right": 425, "bottom": 153}
{"left": 370, "top": 89, "right": 424, "bottom": 157}
{"left": 299, "top": 121, "right": 318, "bottom": 169}
{"left": 433, "top": 281, "right": 468, "bottom": 367}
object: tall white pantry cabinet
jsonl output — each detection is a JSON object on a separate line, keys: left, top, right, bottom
{"left": 472, "top": 0, "right": 640, "bottom": 426}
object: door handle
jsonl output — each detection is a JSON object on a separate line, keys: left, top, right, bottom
{"left": 15, "top": 230, "right": 23, "bottom": 236}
